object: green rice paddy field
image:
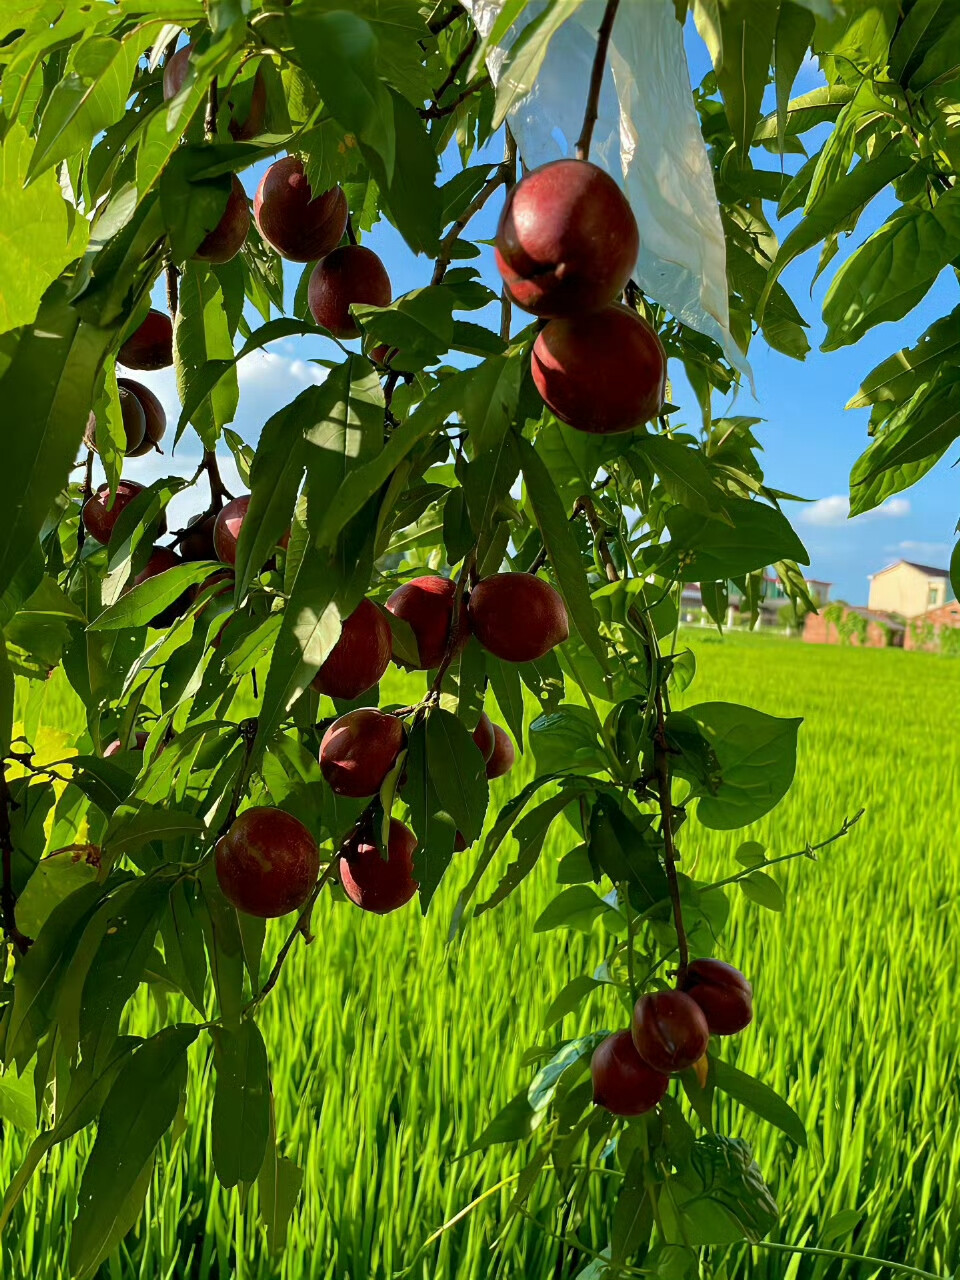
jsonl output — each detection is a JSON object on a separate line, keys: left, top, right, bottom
{"left": 3, "top": 631, "right": 959, "bottom": 1280}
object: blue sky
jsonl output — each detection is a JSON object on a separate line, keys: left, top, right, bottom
{"left": 127, "top": 28, "right": 958, "bottom": 607}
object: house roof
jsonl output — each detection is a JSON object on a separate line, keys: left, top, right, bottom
{"left": 870, "top": 559, "right": 949, "bottom": 579}
{"left": 846, "top": 606, "right": 906, "bottom": 631}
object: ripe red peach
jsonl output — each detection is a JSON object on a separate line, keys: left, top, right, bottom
{"left": 532, "top": 304, "right": 665, "bottom": 434}
{"left": 254, "top": 157, "right": 348, "bottom": 262}
{"left": 385, "top": 576, "right": 469, "bottom": 670}
{"left": 82, "top": 480, "right": 146, "bottom": 545}
{"left": 680, "top": 959, "right": 753, "bottom": 1036}
{"left": 340, "top": 818, "right": 418, "bottom": 914}
{"left": 495, "top": 159, "right": 639, "bottom": 318}
{"left": 195, "top": 174, "right": 250, "bottom": 264}
{"left": 118, "top": 309, "right": 173, "bottom": 371}
{"left": 468, "top": 573, "right": 569, "bottom": 663}
{"left": 631, "top": 990, "right": 710, "bottom": 1075}
{"left": 83, "top": 386, "right": 146, "bottom": 456}
{"left": 319, "top": 709, "right": 405, "bottom": 798}
{"left": 485, "top": 725, "right": 515, "bottom": 780}
{"left": 308, "top": 245, "right": 392, "bottom": 339}
{"left": 215, "top": 806, "right": 320, "bottom": 918}
{"left": 591, "top": 1030, "right": 670, "bottom": 1117}
{"left": 311, "top": 598, "right": 392, "bottom": 701}
{"left": 472, "top": 711, "right": 496, "bottom": 762}
{"left": 118, "top": 379, "right": 166, "bottom": 457}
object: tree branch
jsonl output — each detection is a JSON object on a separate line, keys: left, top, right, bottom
{"left": 165, "top": 260, "right": 180, "bottom": 317}
{"left": 428, "top": 4, "right": 463, "bottom": 35}
{"left": 575, "top": 0, "right": 621, "bottom": 162}
{"left": 218, "top": 718, "right": 258, "bottom": 838}
{"left": 579, "top": 495, "right": 619, "bottom": 583}
{"left": 653, "top": 683, "right": 688, "bottom": 982}
{"left": 422, "top": 549, "right": 477, "bottom": 710}
{"left": 204, "top": 76, "right": 219, "bottom": 140}
{"left": 0, "top": 766, "right": 31, "bottom": 954}
{"left": 431, "top": 162, "right": 510, "bottom": 286}
{"left": 431, "top": 29, "right": 478, "bottom": 108}
{"left": 76, "top": 447, "right": 95, "bottom": 558}
{"left": 194, "top": 448, "right": 233, "bottom": 511}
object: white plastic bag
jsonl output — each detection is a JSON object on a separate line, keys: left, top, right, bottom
{"left": 461, "top": 0, "right": 751, "bottom": 384}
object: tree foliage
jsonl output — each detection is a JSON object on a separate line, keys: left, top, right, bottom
{"left": 0, "top": 0, "right": 954, "bottom": 1274}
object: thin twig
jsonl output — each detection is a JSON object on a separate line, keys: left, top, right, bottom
{"left": 431, "top": 29, "right": 478, "bottom": 107}
{"left": 432, "top": 163, "right": 510, "bottom": 286}
{"left": 579, "top": 495, "right": 619, "bottom": 583}
{"left": 219, "top": 719, "right": 258, "bottom": 837}
{"left": 204, "top": 76, "right": 219, "bottom": 140}
{"left": 345, "top": 212, "right": 358, "bottom": 246}
{"left": 420, "top": 73, "right": 489, "bottom": 120}
{"left": 421, "top": 549, "right": 477, "bottom": 712}
{"left": 0, "top": 766, "right": 31, "bottom": 954}
{"left": 708, "top": 809, "right": 866, "bottom": 891}
{"left": 251, "top": 858, "right": 338, "bottom": 1007}
{"left": 76, "top": 447, "right": 95, "bottom": 558}
{"left": 499, "top": 126, "right": 517, "bottom": 341}
{"left": 575, "top": 0, "right": 621, "bottom": 162}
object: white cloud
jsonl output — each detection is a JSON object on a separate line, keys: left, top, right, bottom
{"left": 236, "top": 349, "right": 327, "bottom": 389}
{"left": 799, "top": 495, "right": 911, "bottom": 526}
{"left": 888, "top": 539, "right": 952, "bottom": 561}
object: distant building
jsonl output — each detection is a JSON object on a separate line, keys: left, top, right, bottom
{"left": 868, "top": 560, "right": 952, "bottom": 619}
{"left": 904, "top": 600, "right": 960, "bottom": 652}
{"left": 680, "top": 574, "right": 831, "bottom": 627}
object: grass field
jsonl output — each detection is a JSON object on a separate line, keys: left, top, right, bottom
{"left": 2, "top": 630, "right": 959, "bottom": 1280}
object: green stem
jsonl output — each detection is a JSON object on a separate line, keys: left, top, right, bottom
{"left": 706, "top": 809, "right": 865, "bottom": 892}
{"left": 748, "top": 1240, "right": 948, "bottom": 1280}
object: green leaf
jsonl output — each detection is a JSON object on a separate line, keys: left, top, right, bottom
{"left": 754, "top": 84, "right": 855, "bottom": 141}
{"left": 288, "top": 8, "right": 396, "bottom": 180}
{"left": 487, "top": 654, "right": 525, "bottom": 746}
{"left": 760, "top": 144, "right": 913, "bottom": 315}
{"left": 711, "top": 1058, "right": 806, "bottom": 1146}
{"left": 102, "top": 804, "right": 206, "bottom": 861}
{"left": 774, "top": 3, "right": 816, "bottom": 153}
{"left": 693, "top": 0, "right": 779, "bottom": 158}
{"left": 404, "top": 717, "right": 457, "bottom": 911}
{"left": 0, "top": 1063, "right": 37, "bottom": 1132}
{"left": 211, "top": 1020, "right": 271, "bottom": 1188}
{"left": 174, "top": 263, "right": 239, "bottom": 446}
{"left": 88, "top": 561, "right": 213, "bottom": 630}
{"left": 476, "top": 789, "right": 576, "bottom": 915}
{"left": 545, "top": 975, "right": 602, "bottom": 1027}
{"left": 533, "top": 885, "right": 618, "bottom": 934}
{"left": 589, "top": 796, "right": 668, "bottom": 910}
{"left": 738, "top": 869, "right": 785, "bottom": 911}
{"left": 848, "top": 376, "right": 960, "bottom": 515}
{"left": 491, "top": 1, "right": 588, "bottom": 130}
{"left": 529, "top": 705, "right": 606, "bottom": 776}
{"left": 257, "top": 1106, "right": 304, "bottom": 1252}
{"left": 458, "top": 352, "right": 524, "bottom": 454}
{"left": 847, "top": 308, "right": 960, "bottom": 415}
{"left": 0, "top": 123, "right": 89, "bottom": 332}
{"left": 642, "top": 436, "right": 731, "bottom": 517}
{"left": 951, "top": 540, "right": 960, "bottom": 604}
{"left": 27, "top": 30, "right": 150, "bottom": 182}
{"left": 0, "top": 640, "right": 12, "bottom": 758}
{"left": 14, "top": 849, "right": 100, "bottom": 940}
{"left": 69, "top": 1025, "right": 199, "bottom": 1278}
{"left": 665, "top": 497, "right": 809, "bottom": 582}
{"left": 425, "top": 707, "right": 489, "bottom": 844}
{"left": 161, "top": 881, "right": 209, "bottom": 1016}
{"left": 368, "top": 89, "right": 441, "bottom": 255}
{"left": 519, "top": 436, "right": 606, "bottom": 670}
{"left": 682, "top": 702, "right": 802, "bottom": 830}
{"left": 661, "top": 1135, "right": 780, "bottom": 1245}
{"left": 0, "top": 281, "right": 113, "bottom": 602}
{"left": 822, "top": 187, "right": 960, "bottom": 351}
{"left": 888, "top": 0, "right": 956, "bottom": 85}
{"left": 79, "top": 873, "right": 175, "bottom": 1071}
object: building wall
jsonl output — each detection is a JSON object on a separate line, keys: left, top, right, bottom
{"left": 868, "top": 564, "right": 947, "bottom": 618}
{"left": 803, "top": 610, "right": 896, "bottom": 649}
{"left": 903, "top": 601, "right": 960, "bottom": 652}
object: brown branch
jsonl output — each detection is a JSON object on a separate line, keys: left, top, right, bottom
{"left": 218, "top": 718, "right": 258, "bottom": 838}
{"left": 499, "top": 126, "right": 517, "bottom": 342}
{"left": 432, "top": 162, "right": 511, "bottom": 286}
{"left": 0, "top": 766, "right": 31, "bottom": 954}
{"left": 579, "top": 495, "right": 619, "bottom": 583}
{"left": 420, "top": 72, "right": 489, "bottom": 120}
{"left": 252, "top": 857, "right": 338, "bottom": 1006}
{"left": 165, "top": 261, "right": 180, "bottom": 317}
{"left": 422, "top": 549, "right": 477, "bottom": 711}
{"left": 195, "top": 449, "right": 234, "bottom": 511}
{"left": 431, "top": 29, "right": 478, "bottom": 107}
{"left": 428, "top": 4, "right": 463, "bottom": 34}
{"left": 575, "top": 0, "right": 621, "bottom": 162}
{"left": 653, "top": 684, "right": 688, "bottom": 982}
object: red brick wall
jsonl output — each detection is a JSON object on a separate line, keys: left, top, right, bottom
{"left": 803, "top": 608, "right": 897, "bottom": 649}
{"left": 904, "top": 601, "right": 960, "bottom": 651}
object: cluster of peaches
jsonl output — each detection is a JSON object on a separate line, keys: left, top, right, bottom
{"left": 591, "top": 963, "right": 754, "bottom": 1118}
{"left": 82, "top": 64, "right": 669, "bottom": 934}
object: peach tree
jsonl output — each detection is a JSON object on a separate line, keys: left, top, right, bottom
{"left": 0, "top": 1, "right": 955, "bottom": 1276}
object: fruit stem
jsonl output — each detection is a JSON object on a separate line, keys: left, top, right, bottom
{"left": 653, "top": 681, "right": 688, "bottom": 983}
{"left": 247, "top": 857, "right": 339, "bottom": 1011}
{"left": 194, "top": 449, "right": 233, "bottom": 512}
{"left": 204, "top": 76, "right": 219, "bottom": 140}
{"left": 0, "top": 765, "right": 31, "bottom": 954}
{"left": 423, "top": 548, "right": 476, "bottom": 709}
{"left": 578, "top": 495, "right": 619, "bottom": 583}
{"left": 706, "top": 808, "right": 866, "bottom": 892}
{"left": 218, "top": 718, "right": 258, "bottom": 837}
{"left": 575, "top": 0, "right": 622, "bottom": 162}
